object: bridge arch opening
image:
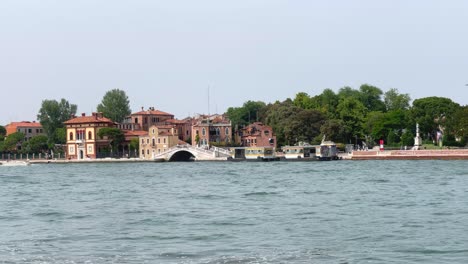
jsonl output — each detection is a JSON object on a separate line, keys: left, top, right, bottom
{"left": 168, "top": 150, "right": 195, "bottom": 162}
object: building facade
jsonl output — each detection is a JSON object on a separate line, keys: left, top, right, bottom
{"left": 5, "top": 121, "right": 45, "bottom": 140}
{"left": 236, "top": 122, "right": 276, "bottom": 147}
{"left": 191, "top": 114, "right": 232, "bottom": 146}
{"left": 128, "top": 107, "right": 174, "bottom": 132}
{"left": 139, "top": 125, "right": 181, "bottom": 160}
{"left": 64, "top": 113, "right": 115, "bottom": 160}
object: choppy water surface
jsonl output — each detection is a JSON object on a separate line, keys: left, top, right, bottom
{"left": 0, "top": 160, "right": 467, "bottom": 263}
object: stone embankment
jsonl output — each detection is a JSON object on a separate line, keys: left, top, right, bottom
{"left": 349, "top": 149, "right": 468, "bottom": 160}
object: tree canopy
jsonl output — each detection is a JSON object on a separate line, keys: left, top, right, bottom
{"left": 97, "top": 89, "right": 131, "bottom": 123}
{"left": 225, "top": 84, "right": 465, "bottom": 148}
{"left": 37, "top": 98, "right": 77, "bottom": 145}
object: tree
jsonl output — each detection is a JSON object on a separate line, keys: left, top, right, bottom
{"left": 293, "top": 92, "right": 315, "bottom": 110}
{"left": 226, "top": 100, "right": 266, "bottom": 129}
{"left": 337, "top": 97, "right": 367, "bottom": 142}
{"left": 22, "top": 135, "right": 48, "bottom": 154}
{"left": 2, "top": 132, "right": 24, "bottom": 152}
{"left": 320, "top": 119, "right": 346, "bottom": 143}
{"left": 410, "top": 97, "right": 461, "bottom": 140}
{"left": 283, "top": 109, "right": 325, "bottom": 145}
{"left": 0, "top": 125, "right": 6, "bottom": 141}
{"left": 359, "top": 84, "right": 386, "bottom": 112}
{"left": 129, "top": 138, "right": 140, "bottom": 156}
{"left": 97, "top": 89, "right": 131, "bottom": 123}
{"left": 450, "top": 106, "right": 468, "bottom": 143}
{"left": 37, "top": 99, "right": 77, "bottom": 145}
{"left": 384, "top": 88, "right": 411, "bottom": 111}
{"left": 97, "top": 127, "right": 125, "bottom": 153}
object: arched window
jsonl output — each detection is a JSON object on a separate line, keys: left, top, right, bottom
{"left": 69, "top": 132, "right": 73, "bottom": 140}
{"left": 225, "top": 127, "right": 229, "bottom": 135}
{"left": 202, "top": 128, "right": 206, "bottom": 136}
{"left": 152, "top": 138, "right": 155, "bottom": 146}
{"left": 164, "top": 138, "right": 166, "bottom": 143}
{"left": 216, "top": 128, "right": 220, "bottom": 135}
{"left": 88, "top": 131, "right": 92, "bottom": 140}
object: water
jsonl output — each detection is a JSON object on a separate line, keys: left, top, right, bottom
{"left": 0, "top": 160, "right": 467, "bottom": 263}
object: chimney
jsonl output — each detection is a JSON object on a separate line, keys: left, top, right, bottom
{"left": 81, "top": 113, "right": 86, "bottom": 117}
{"left": 141, "top": 106, "right": 144, "bottom": 111}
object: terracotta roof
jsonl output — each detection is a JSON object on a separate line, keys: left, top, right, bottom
{"left": 5, "top": 121, "right": 43, "bottom": 136}
{"left": 165, "top": 119, "right": 189, "bottom": 124}
{"left": 6, "top": 121, "right": 42, "bottom": 128}
{"left": 131, "top": 110, "right": 173, "bottom": 116}
{"left": 64, "top": 116, "right": 114, "bottom": 125}
{"left": 124, "top": 130, "right": 148, "bottom": 137}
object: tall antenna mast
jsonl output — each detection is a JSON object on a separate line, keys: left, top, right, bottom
{"left": 207, "top": 86, "right": 210, "bottom": 116}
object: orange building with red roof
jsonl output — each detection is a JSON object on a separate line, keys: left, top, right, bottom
{"left": 129, "top": 107, "right": 174, "bottom": 131}
{"left": 5, "top": 121, "right": 44, "bottom": 141}
{"left": 64, "top": 112, "right": 115, "bottom": 160}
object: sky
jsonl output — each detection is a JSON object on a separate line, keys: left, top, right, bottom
{"left": 1, "top": 0, "right": 468, "bottom": 125}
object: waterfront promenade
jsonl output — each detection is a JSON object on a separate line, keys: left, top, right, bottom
{"left": 349, "top": 149, "right": 468, "bottom": 160}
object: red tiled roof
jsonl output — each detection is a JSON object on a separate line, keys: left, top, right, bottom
{"left": 6, "top": 121, "right": 42, "bottom": 128}
{"left": 165, "top": 119, "right": 189, "bottom": 124}
{"left": 131, "top": 110, "right": 173, "bottom": 116}
{"left": 124, "top": 130, "right": 148, "bottom": 137}
{"left": 64, "top": 116, "right": 114, "bottom": 124}
{"left": 5, "top": 121, "right": 43, "bottom": 136}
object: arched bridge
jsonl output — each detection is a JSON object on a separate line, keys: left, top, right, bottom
{"left": 153, "top": 145, "right": 231, "bottom": 161}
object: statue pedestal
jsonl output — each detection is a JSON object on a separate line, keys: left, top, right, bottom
{"left": 413, "top": 136, "right": 422, "bottom": 150}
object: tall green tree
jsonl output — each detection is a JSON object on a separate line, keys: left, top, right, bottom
{"left": 97, "top": 127, "right": 125, "bottom": 153}
{"left": 337, "top": 97, "right": 367, "bottom": 142}
{"left": 2, "top": 132, "right": 24, "bottom": 152}
{"left": 283, "top": 109, "right": 325, "bottom": 145}
{"left": 226, "top": 100, "right": 266, "bottom": 129}
{"left": 21, "top": 135, "right": 48, "bottom": 154}
{"left": 0, "top": 125, "right": 6, "bottom": 141}
{"left": 449, "top": 106, "right": 468, "bottom": 142}
{"left": 384, "top": 88, "right": 411, "bottom": 111}
{"left": 359, "top": 84, "right": 386, "bottom": 112}
{"left": 97, "top": 89, "right": 131, "bottom": 123}
{"left": 410, "top": 97, "right": 460, "bottom": 140}
{"left": 37, "top": 99, "right": 77, "bottom": 145}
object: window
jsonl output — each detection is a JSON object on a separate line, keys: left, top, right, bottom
{"left": 28, "top": 129, "right": 32, "bottom": 133}
{"left": 264, "top": 130, "right": 270, "bottom": 136}
{"left": 163, "top": 138, "right": 166, "bottom": 144}
{"left": 216, "top": 128, "right": 220, "bottom": 135}
{"left": 147, "top": 139, "right": 149, "bottom": 144}
{"left": 152, "top": 128, "right": 155, "bottom": 134}
{"left": 144, "top": 117, "right": 148, "bottom": 124}
{"left": 152, "top": 138, "right": 155, "bottom": 146}
{"left": 225, "top": 128, "right": 229, "bottom": 135}
{"left": 202, "top": 128, "right": 206, "bottom": 136}
{"left": 147, "top": 149, "right": 150, "bottom": 155}
{"left": 135, "top": 118, "right": 138, "bottom": 123}
{"left": 69, "top": 132, "right": 73, "bottom": 140}
{"left": 158, "top": 138, "right": 161, "bottom": 143}
{"left": 142, "top": 149, "right": 144, "bottom": 155}
{"left": 141, "top": 139, "right": 144, "bottom": 144}
{"left": 88, "top": 131, "right": 92, "bottom": 140}
{"left": 36, "top": 129, "right": 39, "bottom": 133}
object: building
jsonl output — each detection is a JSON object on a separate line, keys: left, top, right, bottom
{"left": 5, "top": 121, "right": 45, "bottom": 141}
{"left": 64, "top": 112, "right": 115, "bottom": 160}
{"left": 236, "top": 122, "right": 276, "bottom": 147}
{"left": 128, "top": 107, "right": 174, "bottom": 132}
{"left": 191, "top": 114, "right": 232, "bottom": 146}
{"left": 139, "top": 125, "right": 181, "bottom": 160}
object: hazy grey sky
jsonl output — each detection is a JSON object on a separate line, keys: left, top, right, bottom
{"left": 1, "top": 0, "right": 467, "bottom": 125}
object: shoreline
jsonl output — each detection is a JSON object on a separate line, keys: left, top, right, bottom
{"left": 2, "top": 149, "right": 468, "bottom": 165}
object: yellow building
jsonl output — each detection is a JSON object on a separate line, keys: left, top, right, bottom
{"left": 64, "top": 113, "right": 114, "bottom": 160}
{"left": 140, "top": 125, "right": 180, "bottom": 160}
